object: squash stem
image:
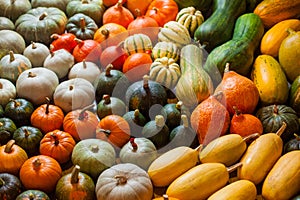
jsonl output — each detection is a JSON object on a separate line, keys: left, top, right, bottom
{"left": 83, "top": 59, "right": 87, "bottom": 69}
{"left": 82, "top": 0, "right": 89, "bottom": 3}
{"left": 10, "top": 98, "right": 21, "bottom": 107}
{"left": 162, "top": 194, "right": 170, "bottom": 200}
{"left": 103, "top": 94, "right": 111, "bottom": 104}
{"left": 0, "top": 177, "right": 5, "bottom": 187}
{"left": 194, "top": 144, "right": 203, "bottom": 152}
{"left": 117, "top": 0, "right": 123, "bottom": 7}
{"left": 175, "top": 101, "right": 182, "bottom": 110}
{"left": 45, "top": 97, "right": 51, "bottom": 114}
{"left": 181, "top": 114, "right": 189, "bottom": 128}
{"left": 50, "top": 33, "right": 60, "bottom": 40}
{"left": 28, "top": 71, "right": 37, "bottom": 78}
{"left": 115, "top": 175, "right": 127, "bottom": 185}
{"left": 39, "top": 12, "right": 48, "bottom": 20}
{"left": 152, "top": 7, "right": 159, "bottom": 14}
{"left": 227, "top": 162, "right": 242, "bottom": 173}
{"left": 130, "top": 138, "right": 138, "bottom": 151}
{"left": 98, "top": 129, "right": 111, "bottom": 137}
{"left": 70, "top": 165, "right": 81, "bottom": 184}
{"left": 143, "top": 75, "right": 149, "bottom": 89}
{"left": 155, "top": 115, "right": 165, "bottom": 128}
{"left": 24, "top": 129, "right": 30, "bottom": 138}
{"left": 101, "top": 29, "right": 110, "bottom": 39}
{"left": 4, "top": 139, "right": 15, "bottom": 153}
{"left": 80, "top": 18, "right": 86, "bottom": 31}
{"left": 294, "top": 133, "right": 300, "bottom": 141}
{"left": 31, "top": 41, "right": 37, "bottom": 49}
{"left": 91, "top": 145, "right": 99, "bottom": 153}
{"left": 275, "top": 121, "right": 287, "bottom": 137}
{"left": 33, "top": 158, "right": 42, "bottom": 169}
{"left": 28, "top": 193, "right": 35, "bottom": 200}
{"left": 224, "top": 63, "right": 230, "bottom": 73}
{"left": 9, "top": 51, "right": 15, "bottom": 62}
{"left": 135, "top": 8, "right": 142, "bottom": 17}
{"left": 105, "top": 64, "right": 113, "bottom": 76}
{"left": 51, "top": 133, "right": 59, "bottom": 146}
{"left": 78, "top": 104, "right": 94, "bottom": 120}
{"left": 242, "top": 133, "right": 260, "bottom": 142}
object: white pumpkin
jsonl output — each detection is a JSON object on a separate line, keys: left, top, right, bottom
{"left": 68, "top": 59, "right": 101, "bottom": 84}
{"left": 23, "top": 42, "right": 50, "bottom": 67}
{"left": 96, "top": 163, "right": 153, "bottom": 200}
{"left": 0, "top": 78, "right": 16, "bottom": 107}
{"left": 16, "top": 67, "right": 59, "bottom": 105}
{"left": 53, "top": 78, "right": 95, "bottom": 113}
{"left": 43, "top": 48, "right": 74, "bottom": 79}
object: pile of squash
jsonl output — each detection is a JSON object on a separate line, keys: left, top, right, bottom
{"left": 0, "top": 0, "right": 300, "bottom": 199}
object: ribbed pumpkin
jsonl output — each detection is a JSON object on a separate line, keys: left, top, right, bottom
{"left": 96, "top": 94, "right": 126, "bottom": 119}
{"left": 123, "top": 33, "right": 153, "bottom": 55}
{"left": 50, "top": 32, "right": 77, "bottom": 53}
{"left": 16, "top": 190, "right": 50, "bottom": 200}
{"left": 151, "top": 41, "right": 180, "bottom": 62}
{"left": 0, "top": 118, "right": 17, "bottom": 146}
{"left": 284, "top": 133, "right": 300, "bottom": 154}
{"left": 0, "top": 17, "right": 15, "bottom": 31}
{"left": 122, "top": 109, "right": 147, "bottom": 138}
{"left": 23, "top": 42, "right": 50, "bottom": 67}
{"left": 0, "top": 78, "right": 16, "bottom": 107}
{"left": 0, "top": 30, "right": 26, "bottom": 60}
{"left": 68, "top": 59, "right": 101, "bottom": 84}
{"left": 31, "top": 0, "right": 69, "bottom": 12}
{"left": 0, "top": 173, "right": 23, "bottom": 200}
{"left": 0, "top": 0, "right": 31, "bottom": 22}
{"left": 72, "top": 38, "right": 101, "bottom": 63}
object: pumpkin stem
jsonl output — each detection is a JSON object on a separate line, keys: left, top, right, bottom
{"left": 155, "top": 115, "right": 165, "bottom": 128}
{"left": 4, "top": 139, "right": 15, "bottom": 153}
{"left": 233, "top": 106, "right": 241, "bottom": 116}
{"left": 115, "top": 175, "right": 127, "bottom": 185}
{"left": 103, "top": 94, "right": 111, "bottom": 104}
{"left": 181, "top": 114, "right": 189, "bottom": 128}
{"left": 152, "top": 7, "right": 159, "bottom": 14}
{"left": 78, "top": 104, "right": 94, "bottom": 120}
{"left": 82, "top": 59, "right": 87, "bottom": 69}
{"left": 294, "top": 133, "right": 300, "bottom": 141}
{"left": 51, "top": 133, "right": 59, "bottom": 146}
{"left": 0, "top": 122, "right": 3, "bottom": 127}
{"left": 10, "top": 98, "right": 21, "bottom": 107}
{"left": 9, "top": 51, "right": 15, "bottom": 62}
{"left": 135, "top": 9, "right": 142, "bottom": 17}
{"left": 242, "top": 133, "right": 260, "bottom": 142}
{"left": 39, "top": 12, "right": 48, "bottom": 20}
{"left": 80, "top": 18, "right": 86, "bottom": 31}
{"left": 194, "top": 144, "right": 203, "bottom": 152}
{"left": 70, "top": 165, "right": 81, "bottom": 184}
{"left": 28, "top": 71, "right": 37, "bottom": 78}
{"left": 24, "top": 129, "right": 30, "bottom": 138}
{"left": 91, "top": 145, "right": 99, "bottom": 153}
{"left": 273, "top": 105, "right": 278, "bottom": 114}
{"left": 175, "top": 101, "right": 183, "bottom": 110}
{"left": 31, "top": 41, "right": 37, "bottom": 49}
{"left": 133, "top": 109, "right": 140, "bottom": 119}
{"left": 105, "top": 64, "right": 113, "bottom": 76}
{"left": 50, "top": 33, "right": 60, "bottom": 40}
{"left": 130, "top": 138, "right": 138, "bottom": 151}
{"left": 224, "top": 63, "right": 230, "bottom": 73}
{"left": 82, "top": 0, "right": 89, "bottom": 3}
{"left": 74, "top": 38, "right": 84, "bottom": 46}
{"left": 101, "top": 29, "right": 110, "bottom": 39}
{"left": 33, "top": 158, "right": 42, "bottom": 169}
{"left": 0, "top": 177, "right": 5, "bottom": 187}
{"left": 45, "top": 97, "right": 51, "bottom": 114}
{"left": 98, "top": 129, "right": 111, "bottom": 137}
{"left": 275, "top": 121, "right": 287, "bottom": 137}
{"left": 143, "top": 75, "right": 149, "bottom": 89}
{"left": 69, "top": 85, "right": 74, "bottom": 91}
{"left": 227, "top": 162, "right": 243, "bottom": 173}
{"left": 28, "top": 192, "right": 35, "bottom": 200}
{"left": 116, "top": 0, "right": 123, "bottom": 7}
{"left": 286, "top": 28, "right": 296, "bottom": 35}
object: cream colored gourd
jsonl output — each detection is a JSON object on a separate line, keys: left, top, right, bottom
{"left": 23, "top": 42, "right": 50, "bottom": 67}
{"left": 151, "top": 41, "right": 179, "bottom": 62}
{"left": 68, "top": 59, "right": 101, "bottom": 84}
{"left": 0, "top": 78, "right": 16, "bottom": 107}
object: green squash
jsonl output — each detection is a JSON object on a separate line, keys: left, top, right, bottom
{"left": 55, "top": 165, "right": 96, "bottom": 200}
{"left": 13, "top": 126, "right": 43, "bottom": 157}
{"left": 122, "top": 109, "right": 147, "bottom": 138}
{"left": 0, "top": 30, "right": 26, "bottom": 60}
{"left": 96, "top": 94, "right": 126, "bottom": 119}
{"left": 15, "top": 7, "right": 67, "bottom": 46}
{"left": 0, "top": 17, "right": 15, "bottom": 30}
{"left": 4, "top": 98, "right": 34, "bottom": 127}
{"left": 66, "top": 13, "right": 98, "bottom": 40}
{"left": 284, "top": 134, "right": 300, "bottom": 154}
{"left": 31, "top": 0, "right": 69, "bottom": 12}
{"left": 0, "top": 0, "right": 31, "bottom": 22}
{"left": 66, "top": 0, "right": 105, "bottom": 26}
{"left": 0, "top": 173, "right": 22, "bottom": 200}
{"left": 16, "top": 189, "right": 50, "bottom": 200}
{"left": 256, "top": 104, "right": 299, "bottom": 143}
{"left": 0, "top": 118, "right": 17, "bottom": 146}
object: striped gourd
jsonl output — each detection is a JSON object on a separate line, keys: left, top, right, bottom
{"left": 149, "top": 57, "right": 181, "bottom": 89}
{"left": 152, "top": 41, "right": 180, "bottom": 62}
{"left": 123, "top": 33, "right": 153, "bottom": 55}
{"left": 158, "top": 21, "right": 191, "bottom": 49}
{"left": 176, "top": 7, "right": 204, "bottom": 37}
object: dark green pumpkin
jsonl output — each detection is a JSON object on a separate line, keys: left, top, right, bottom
{"left": 96, "top": 94, "right": 126, "bottom": 119}
{"left": 94, "top": 64, "right": 130, "bottom": 103}
{"left": 15, "top": 7, "right": 67, "bottom": 46}
{"left": 289, "top": 75, "right": 300, "bottom": 115}
{"left": 283, "top": 134, "right": 300, "bottom": 154}
{"left": 66, "top": 13, "right": 98, "bottom": 40}
{"left": 13, "top": 126, "right": 43, "bottom": 157}
{"left": 31, "top": 0, "right": 69, "bottom": 12}
{"left": 0, "top": 0, "right": 31, "bottom": 22}
{"left": 0, "top": 17, "right": 15, "bottom": 31}
{"left": 66, "top": 0, "right": 105, "bottom": 26}
{"left": 0, "top": 118, "right": 17, "bottom": 146}
{"left": 16, "top": 189, "right": 50, "bottom": 200}
{"left": 256, "top": 104, "right": 299, "bottom": 143}
{"left": 123, "top": 109, "right": 147, "bottom": 138}
{"left": 0, "top": 173, "right": 22, "bottom": 200}
{"left": 4, "top": 98, "right": 34, "bottom": 127}
{"left": 142, "top": 115, "right": 169, "bottom": 150}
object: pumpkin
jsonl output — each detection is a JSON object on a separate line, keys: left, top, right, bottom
{"left": 96, "top": 114, "right": 131, "bottom": 148}
{"left": 0, "top": 78, "right": 16, "bottom": 107}
{"left": 53, "top": 78, "right": 95, "bottom": 113}
{"left": 23, "top": 42, "right": 50, "bottom": 67}
{"left": 50, "top": 33, "right": 77, "bottom": 53}
{"left": 31, "top": 0, "right": 69, "bottom": 12}
{"left": 0, "top": 140, "right": 28, "bottom": 175}
{"left": 16, "top": 67, "right": 59, "bottom": 106}
{"left": 71, "top": 138, "right": 116, "bottom": 180}
{"left": 43, "top": 48, "right": 75, "bottom": 79}
{"left": 126, "top": 0, "right": 153, "bottom": 17}
{"left": 63, "top": 105, "right": 99, "bottom": 141}
{"left": 30, "top": 97, "right": 64, "bottom": 134}
{"left": 284, "top": 133, "right": 300, "bottom": 154}
{"left": 19, "top": 155, "right": 62, "bottom": 193}
{"left": 55, "top": 165, "right": 96, "bottom": 200}
{"left": 99, "top": 43, "right": 128, "bottom": 71}
{"left": 122, "top": 109, "right": 147, "bottom": 138}
{"left": 0, "top": 173, "right": 22, "bottom": 200}
{"left": 123, "top": 33, "right": 153, "bottom": 55}
{"left": 119, "top": 137, "right": 158, "bottom": 170}
{"left": 256, "top": 104, "right": 299, "bottom": 143}
{"left": 214, "top": 63, "right": 259, "bottom": 115}
{"left": 68, "top": 59, "right": 101, "bottom": 84}
{"left": 72, "top": 38, "right": 101, "bottom": 63}
{"left": 95, "top": 163, "right": 153, "bottom": 200}
{"left": 16, "top": 189, "right": 50, "bottom": 200}
{"left": 96, "top": 94, "right": 126, "bottom": 119}
{"left": 0, "top": 51, "right": 32, "bottom": 83}
{"left": 66, "top": 13, "right": 98, "bottom": 40}
{"left": 125, "top": 75, "right": 168, "bottom": 119}
{"left": 149, "top": 57, "right": 181, "bottom": 89}
{"left": 4, "top": 98, "right": 34, "bottom": 127}
{"left": 0, "top": 17, "right": 15, "bottom": 31}
{"left": 0, "top": 118, "right": 17, "bottom": 146}
{"left": 0, "top": 0, "right": 31, "bottom": 22}
{"left": 66, "top": 0, "right": 105, "bottom": 26}
{"left": 15, "top": 7, "right": 68, "bottom": 46}
{"left": 151, "top": 41, "right": 180, "bottom": 62}
{"left": 103, "top": 0, "right": 126, "bottom": 7}
{"left": 40, "top": 130, "right": 76, "bottom": 164}
{"left": 145, "top": 0, "right": 179, "bottom": 27}
{"left": 190, "top": 92, "right": 231, "bottom": 145}
{"left": 102, "top": 0, "right": 134, "bottom": 29}
{"left": 13, "top": 126, "right": 43, "bottom": 157}
{"left": 0, "top": 30, "right": 26, "bottom": 60}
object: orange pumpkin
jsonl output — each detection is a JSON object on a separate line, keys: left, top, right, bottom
{"left": 50, "top": 33, "right": 77, "bottom": 53}
{"left": 96, "top": 114, "right": 131, "bottom": 148}
{"left": 63, "top": 105, "right": 99, "bottom": 142}
{"left": 0, "top": 140, "right": 28, "bottom": 176}
{"left": 30, "top": 97, "right": 64, "bottom": 134}
{"left": 39, "top": 130, "right": 76, "bottom": 164}
{"left": 19, "top": 155, "right": 62, "bottom": 193}
{"left": 126, "top": 0, "right": 153, "bottom": 17}
{"left": 72, "top": 38, "right": 102, "bottom": 63}
{"left": 102, "top": 0, "right": 134, "bottom": 29}
{"left": 103, "top": 0, "right": 126, "bottom": 7}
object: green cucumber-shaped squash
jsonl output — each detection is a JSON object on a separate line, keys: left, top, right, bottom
{"left": 194, "top": 0, "right": 246, "bottom": 52}
{"left": 289, "top": 75, "right": 300, "bottom": 115}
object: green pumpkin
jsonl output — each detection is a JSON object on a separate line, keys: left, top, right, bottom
{"left": 4, "top": 98, "right": 34, "bottom": 127}
{"left": 0, "top": 0, "right": 31, "bottom": 22}
{"left": 256, "top": 104, "right": 299, "bottom": 143}
{"left": 66, "top": 13, "right": 98, "bottom": 40}
{"left": 55, "top": 165, "right": 96, "bottom": 200}
{"left": 0, "top": 118, "right": 17, "bottom": 146}
{"left": 15, "top": 7, "right": 67, "bottom": 46}
{"left": 16, "top": 189, "right": 50, "bottom": 200}
{"left": 0, "top": 17, "right": 15, "bottom": 30}
{"left": 96, "top": 94, "right": 126, "bottom": 119}
{"left": 31, "top": 0, "right": 69, "bottom": 12}
{"left": 0, "top": 173, "right": 22, "bottom": 200}
{"left": 283, "top": 134, "right": 300, "bottom": 154}
{"left": 66, "top": 0, "right": 105, "bottom": 26}
{"left": 13, "top": 126, "right": 43, "bottom": 157}
{"left": 122, "top": 109, "right": 147, "bottom": 138}
{"left": 0, "top": 30, "right": 26, "bottom": 60}
{"left": 71, "top": 138, "right": 116, "bottom": 180}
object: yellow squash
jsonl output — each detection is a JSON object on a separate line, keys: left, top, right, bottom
{"left": 262, "top": 150, "right": 300, "bottom": 200}
{"left": 251, "top": 54, "right": 289, "bottom": 106}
